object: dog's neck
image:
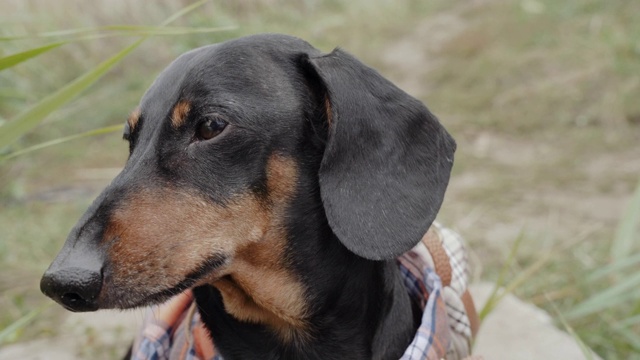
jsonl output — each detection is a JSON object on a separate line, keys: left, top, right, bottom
{"left": 193, "top": 182, "right": 419, "bottom": 359}
{"left": 194, "top": 251, "right": 418, "bottom": 360}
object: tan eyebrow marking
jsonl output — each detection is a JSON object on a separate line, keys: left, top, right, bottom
{"left": 127, "top": 107, "right": 141, "bottom": 130}
{"left": 171, "top": 100, "right": 192, "bottom": 128}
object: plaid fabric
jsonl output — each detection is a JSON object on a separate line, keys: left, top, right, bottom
{"left": 398, "top": 223, "right": 476, "bottom": 359}
{"left": 132, "top": 224, "right": 478, "bottom": 360}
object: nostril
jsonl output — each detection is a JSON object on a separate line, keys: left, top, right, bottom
{"left": 62, "top": 292, "right": 83, "bottom": 304}
{"left": 40, "top": 267, "right": 102, "bottom": 312}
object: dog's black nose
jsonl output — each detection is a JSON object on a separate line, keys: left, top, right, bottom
{"left": 40, "top": 267, "right": 102, "bottom": 312}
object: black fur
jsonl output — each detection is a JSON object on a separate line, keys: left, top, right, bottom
{"left": 41, "top": 34, "right": 455, "bottom": 359}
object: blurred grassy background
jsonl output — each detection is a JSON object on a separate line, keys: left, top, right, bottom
{"left": 1, "top": 0, "right": 639, "bottom": 359}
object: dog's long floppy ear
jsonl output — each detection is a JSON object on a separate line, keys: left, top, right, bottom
{"left": 302, "top": 49, "right": 456, "bottom": 260}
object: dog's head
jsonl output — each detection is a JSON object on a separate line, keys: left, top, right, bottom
{"left": 41, "top": 34, "right": 455, "bottom": 314}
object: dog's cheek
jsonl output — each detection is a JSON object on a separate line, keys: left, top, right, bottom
{"left": 102, "top": 190, "right": 270, "bottom": 296}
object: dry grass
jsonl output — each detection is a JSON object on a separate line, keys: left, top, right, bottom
{"left": 1, "top": 0, "right": 639, "bottom": 358}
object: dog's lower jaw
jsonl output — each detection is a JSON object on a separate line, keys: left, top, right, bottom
{"left": 193, "top": 259, "right": 418, "bottom": 360}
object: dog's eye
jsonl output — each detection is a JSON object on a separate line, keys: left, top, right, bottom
{"left": 123, "top": 122, "right": 131, "bottom": 141}
{"left": 198, "top": 118, "right": 227, "bottom": 140}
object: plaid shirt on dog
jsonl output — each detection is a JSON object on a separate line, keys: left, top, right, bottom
{"left": 132, "top": 224, "right": 480, "bottom": 360}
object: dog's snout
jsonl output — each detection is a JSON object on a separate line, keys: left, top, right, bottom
{"left": 40, "top": 267, "right": 102, "bottom": 312}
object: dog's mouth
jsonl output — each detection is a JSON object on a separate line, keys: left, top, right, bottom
{"left": 107, "top": 253, "right": 229, "bottom": 310}
{"left": 111, "top": 254, "right": 229, "bottom": 310}
{"left": 43, "top": 253, "right": 229, "bottom": 312}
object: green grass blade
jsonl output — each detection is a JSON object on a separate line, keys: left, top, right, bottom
{"left": 480, "top": 227, "right": 597, "bottom": 321}
{"left": 2, "top": 25, "right": 235, "bottom": 42}
{"left": 0, "top": 125, "right": 123, "bottom": 162}
{"left": 615, "top": 313, "right": 640, "bottom": 330}
{"left": 611, "top": 178, "right": 640, "bottom": 261}
{"left": 0, "top": 304, "right": 52, "bottom": 345}
{"left": 0, "top": 27, "right": 101, "bottom": 40}
{"left": 567, "top": 272, "right": 640, "bottom": 319}
{"left": 2, "top": 26, "right": 162, "bottom": 40}
{"left": 546, "top": 297, "right": 595, "bottom": 360}
{"left": 0, "top": 0, "right": 212, "bottom": 150}
{"left": 478, "top": 229, "right": 525, "bottom": 320}
{"left": 491, "top": 246, "right": 556, "bottom": 308}
{"left": 610, "top": 324, "right": 640, "bottom": 354}
{"left": 0, "top": 0, "right": 213, "bottom": 41}
{"left": 0, "top": 25, "right": 233, "bottom": 71}
{"left": 0, "top": 38, "right": 145, "bottom": 150}
{"left": 98, "top": 25, "right": 236, "bottom": 35}
{"left": 588, "top": 252, "right": 640, "bottom": 281}
{"left": 161, "top": 0, "right": 211, "bottom": 26}
{"left": 0, "top": 42, "right": 64, "bottom": 71}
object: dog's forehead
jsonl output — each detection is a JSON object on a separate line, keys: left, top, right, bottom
{"left": 139, "top": 35, "right": 319, "bottom": 124}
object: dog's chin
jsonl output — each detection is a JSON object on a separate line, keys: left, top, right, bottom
{"left": 94, "top": 285, "right": 192, "bottom": 311}
{"left": 101, "top": 274, "right": 226, "bottom": 311}
{"left": 97, "top": 254, "right": 229, "bottom": 310}
{"left": 99, "top": 286, "right": 188, "bottom": 310}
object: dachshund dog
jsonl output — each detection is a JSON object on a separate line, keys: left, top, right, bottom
{"left": 41, "top": 34, "right": 457, "bottom": 359}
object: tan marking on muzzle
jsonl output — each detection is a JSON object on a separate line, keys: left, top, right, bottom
{"left": 171, "top": 100, "right": 191, "bottom": 128}
{"left": 127, "top": 107, "right": 141, "bottom": 131}
{"left": 102, "top": 190, "right": 269, "bottom": 306}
